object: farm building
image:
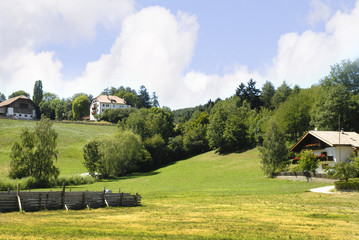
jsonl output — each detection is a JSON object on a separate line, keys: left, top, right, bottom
{"left": 90, "top": 95, "right": 131, "bottom": 121}
{"left": 290, "top": 130, "right": 359, "bottom": 173}
{"left": 0, "top": 95, "right": 37, "bottom": 120}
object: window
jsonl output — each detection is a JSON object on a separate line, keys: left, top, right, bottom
{"left": 25, "top": 115, "right": 27, "bottom": 117}
{"left": 19, "top": 114, "right": 22, "bottom": 117}
{"left": 103, "top": 104, "right": 104, "bottom": 107}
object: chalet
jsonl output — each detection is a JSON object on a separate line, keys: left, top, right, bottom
{"left": 290, "top": 131, "right": 359, "bottom": 173}
{"left": 0, "top": 95, "right": 37, "bottom": 120}
{"left": 90, "top": 95, "right": 130, "bottom": 121}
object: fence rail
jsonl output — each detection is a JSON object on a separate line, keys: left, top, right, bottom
{"left": 276, "top": 171, "right": 331, "bottom": 178}
{"left": 0, "top": 184, "right": 141, "bottom": 213}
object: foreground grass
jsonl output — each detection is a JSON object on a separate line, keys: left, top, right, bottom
{"left": 0, "top": 119, "right": 116, "bottom": 178}
{"left": 1, "top": 149, "right": 358, "bottom": 239}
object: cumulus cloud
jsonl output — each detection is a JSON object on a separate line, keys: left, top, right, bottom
{"left": 267, "top": 0, "right": 359, "bottom": 87}
{"left": 0, "top": 0, "right": 134, "bottom": 97}
{"left": 0, "top": 49, "right": 63, "bottom": 95}
{"left": 68, "top": 6, "right": 199, "bottom": 108}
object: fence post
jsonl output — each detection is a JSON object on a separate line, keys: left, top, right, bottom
{"left": 135, "top": 193, "right": 138, "bottom": 206}
{"left": 61, "top": 182, "right": 65, "bottom": 209}
{"left": 102, "top": 187, "right": 106, "bottom": 207}
{"left": 17, "top": 183, "right": 23, "bottom": 213}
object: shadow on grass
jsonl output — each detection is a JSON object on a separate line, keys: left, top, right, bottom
{"left": 116, "top": 171, "right": 161, "bottom": 180}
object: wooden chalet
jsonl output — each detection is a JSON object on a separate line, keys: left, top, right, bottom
{"left": 290, "top": 130, "right": 359, "bottom": 173}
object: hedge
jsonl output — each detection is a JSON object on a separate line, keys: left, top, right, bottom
{"left": 334, "top": 178, "right": 359, "bottom": 191}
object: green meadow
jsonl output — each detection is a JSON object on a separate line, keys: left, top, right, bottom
{"left": 0, "top": 119, "right": 116, "bottom": 178}
{"left": 0, "top": 119, "right": 359, "bottom": 239}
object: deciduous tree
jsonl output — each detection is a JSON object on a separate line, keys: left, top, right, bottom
{"left": 259, "top": 120, "right": 289, "bottom": 177}
{"left": 72, "top": 95, "right": 90, "bottom": 120}
{"left": 9, "top": 117, "right": 59, "bottom": 183}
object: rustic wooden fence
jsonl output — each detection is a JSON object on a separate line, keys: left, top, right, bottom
{"left": 0, "top": 183, "right": 141, "bottom": 213}
{"left": 276, "top": 171, "right": 330, "bottom": 178}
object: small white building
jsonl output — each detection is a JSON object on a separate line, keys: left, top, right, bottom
{"left": 290, "top": 131, "right": 359, "bottom": 173}
{"left": 0, "top": 95, "right": 37, "bottom": 120}
{"left": 90, "top": 95, "right": 131, "bottom": 121}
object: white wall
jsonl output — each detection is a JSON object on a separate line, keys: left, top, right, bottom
{"left": 90, "top": 100, "right": 130, "bottom": 121}
{"left": 312, "top": 146, "right": 354, "bottom": 173}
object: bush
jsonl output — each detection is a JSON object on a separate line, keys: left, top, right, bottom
{"left": 335, "top": 178, "right": 359, "bottom": 191}
{"left": 0, "top": 175, "right": 96, "bottom": 191}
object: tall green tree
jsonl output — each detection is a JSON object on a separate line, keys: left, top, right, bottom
{"left": 260, "top": 81, "right": 276, "bottom": 109}
{"left": 274, "top": 87, "right": 321, "bottom": 142}
{"left": 0, "top": 92, "right": 5, "bottom": 102}
{"left": 72, "top": 95, "right": 90, "bottom": 120}
{"left": 183, "top": 111, "right": 210, "bottom": 154}
{"left": 39, "top": 92, "right": 59, "bottom": 119}
{"left": 33, "top": 80, "right": 43, "bottom": 106}
{"left": 236, "top": 79, "right": 262, "bottom": 109}
{"left": 311, "top": 84, "right": 350, "bottom": 131}
{"left": 259, "top": 120, "right": 289, "bottom": 177}
{"left": 271, "top": 81, "right": 292, "bottom": 109}
{"left": 137, "top": 85, "right": 151, "bottom": 108}
{"left": 151, "top": 92, "right": 160, "bottom": 108}
{"left": 8, "top": 90, "right": 30, "bottom": 99}
{"left": 9, "top": 117, "right": 59, "bottom": 182}
{"left": 207, "top": 96, "right": 249, "bottom": 153}
{"left": 321, "top": 59, "right": 359, "bottom": 94}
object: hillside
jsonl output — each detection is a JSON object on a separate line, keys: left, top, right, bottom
{"left": 1, "top": 148, "right": 359, "bottom": 239}
{"left": 0, "top": 119, "right": 117, "bottom": 178}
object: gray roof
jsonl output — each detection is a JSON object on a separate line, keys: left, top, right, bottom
{"left": 309, "top": 131, "right": 359, "bottom": 148}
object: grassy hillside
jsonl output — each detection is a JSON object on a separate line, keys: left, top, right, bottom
{"left": 1, "top": 120, "right": 358, "bottom": 239}
{"left": 1, "top": 149, "right": 359, "bottom": 239}
{"left": 0, "top": 119, "right": 117, "bottom": 178}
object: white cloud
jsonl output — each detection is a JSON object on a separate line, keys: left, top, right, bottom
{"left": 267, "top": 0, "right": 359, "bottom": 87}
{"left": 307, "top": 0, "right": 332, "bottom": 26}
{"left": 69, "top": 6, "right": 199, "bottom": 108}
{"left": 0, "top": 0, "right": 135, "bottom": 97}
{"left": 0, "top": 49, "right": 63, "bottom": 96}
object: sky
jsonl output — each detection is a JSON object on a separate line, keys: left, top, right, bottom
{"left": 1, "top": 0, "right": 359, "bottom": 109}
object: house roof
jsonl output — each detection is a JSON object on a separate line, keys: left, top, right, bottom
{"left": 0, "top": 95, "right": 31, "bottom": 108}
{"left": 290, "top": 130, "right": 359, "bottom": 152}
{"left": 93, "top": 95, "right": 127, "bottom": 104}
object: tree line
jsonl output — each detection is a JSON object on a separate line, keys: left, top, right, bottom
{"left": 7, "top": 58, "right": 359, "bottom": 184}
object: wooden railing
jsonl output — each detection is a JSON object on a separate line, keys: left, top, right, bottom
{"left": 0, "top": 184, "right": 141, "bottom": 213}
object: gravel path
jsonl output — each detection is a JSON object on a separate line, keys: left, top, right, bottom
{"left": 310, "top": 186, "right": 335, "bottom": 194}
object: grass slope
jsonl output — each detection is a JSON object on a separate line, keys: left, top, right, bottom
{"left": 0, "top": 119, "right": 116, "bottom": 178}
{"left": 2, "top": 148, "right": 359, "bottom": 239}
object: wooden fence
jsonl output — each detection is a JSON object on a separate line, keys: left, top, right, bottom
{"left": 0, "top": 184, "right": 141, "bottom": 213}
{"left": 276, "top": 171, "right": 331, "bottom": 178}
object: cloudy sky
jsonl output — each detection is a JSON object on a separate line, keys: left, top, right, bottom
{"left": 1, "top": 0, "right": 359, "bottom": 109}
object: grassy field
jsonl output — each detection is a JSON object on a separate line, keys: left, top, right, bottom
{"left": 0, "top": 119, "right": 117, "bottom": 178}
{"left": 1, "top": 144, "right": 359, "bottom": 239}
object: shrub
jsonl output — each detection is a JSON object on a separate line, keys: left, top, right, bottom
{"left": 334, "top": 178, "right": 359, "bottom": 191}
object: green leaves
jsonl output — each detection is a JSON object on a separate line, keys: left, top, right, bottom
{"left": 9, "top": 117, "right": 59, "bottom": 182}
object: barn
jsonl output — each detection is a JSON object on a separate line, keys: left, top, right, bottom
{"left": 0, "top": 95, "right": 37, "bottom": 120}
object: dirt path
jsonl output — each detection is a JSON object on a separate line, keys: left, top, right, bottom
{"left": 310, "top": 186, "right": 335, "bottom": 194}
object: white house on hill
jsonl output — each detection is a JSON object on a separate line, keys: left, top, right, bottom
{"left": 90, "top": 95, "right": 131, "bottom": 121}
{"left": 290, "top": 131, "right": 359, "bottom": 173}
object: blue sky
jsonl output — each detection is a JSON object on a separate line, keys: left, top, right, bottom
{"left": 1, "top": 0, "right": 358, "bottom": 109}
